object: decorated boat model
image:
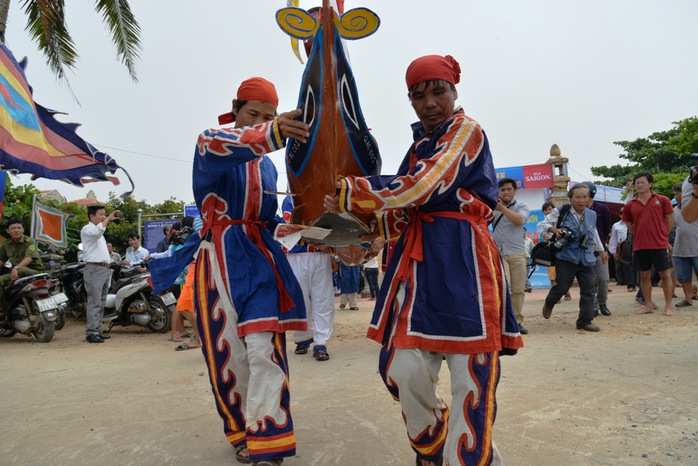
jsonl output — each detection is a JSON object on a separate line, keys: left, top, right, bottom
{"left": 276, "top": 1, "right": 381, "bottom": 246}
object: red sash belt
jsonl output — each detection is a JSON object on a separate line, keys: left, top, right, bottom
{"left": 395, "top": 208, "right": 489, "bottom": 282}
{"left": 201, "top": 217, "right": 295, "bottom": 313}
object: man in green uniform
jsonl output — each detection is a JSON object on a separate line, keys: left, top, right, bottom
{"left": 0, "top": 218, "right": 45, "bottom": 314}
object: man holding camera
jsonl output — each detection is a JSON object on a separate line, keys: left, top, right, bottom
{"left": 540, "top": 184, "right": 607, "bottom": 332}
{"left": 492, "top": 177, "right": 530, "bottom": 334}
{"left": 622, "top": 172, "right": 675, "bottom": 316}
{"left": 81, "top": 206, "right": 121, "bottom": 343}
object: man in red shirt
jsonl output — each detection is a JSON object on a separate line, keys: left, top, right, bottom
{"left": 622, "top": 172, "right": 675, "bottom": 316}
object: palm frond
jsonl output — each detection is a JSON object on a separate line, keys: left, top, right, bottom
{"left": 21, "top": 0, "right": 78, "bottom": 80}
{"left": 94, "top": 0, "right": 141, "bottom": 82}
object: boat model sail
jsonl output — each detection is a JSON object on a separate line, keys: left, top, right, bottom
{"left": 276, "top": 1, "right": 381, "bottom": 246}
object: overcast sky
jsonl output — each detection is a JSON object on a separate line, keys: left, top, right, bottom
{"left": 4, "top": 0, "right": 697, "bottom": 205}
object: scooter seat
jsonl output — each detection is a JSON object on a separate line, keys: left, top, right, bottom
{"left": 62, "top": 263, "right": 85, "bottom": 273}
{"left": 12, "top": 273, "right": 48, "bottom": 287}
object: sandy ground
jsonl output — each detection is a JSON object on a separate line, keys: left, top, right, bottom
{"left": 1, "top": 283, "right": 697, "bottom": 466}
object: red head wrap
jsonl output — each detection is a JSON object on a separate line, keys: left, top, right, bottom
{"left": 405, "top": 55, "right": 461, "bottom": 90}
{"left": 217, "top": 77, "right": 279, "bottom": 125}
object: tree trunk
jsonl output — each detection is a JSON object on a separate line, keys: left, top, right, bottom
{"left": 0, "top": 0, "right": 10, "bottom": 44}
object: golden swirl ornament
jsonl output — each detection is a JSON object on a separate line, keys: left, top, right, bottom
{"left": 334, "top": 8, "right": 380, "bottom": 40}
{"left": 276, "top": 7, "right": 320, "bottom": 40}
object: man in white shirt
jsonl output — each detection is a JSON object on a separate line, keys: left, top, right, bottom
{"left": 81, "top": 206, "right": 121, "bottom": 343}
{"left": 122, "top": 232, "right": 150, "bottom": 275}
{"left": 107, "top": 243, "right": 121, "bottom": 263}
{"left": 608, "top": 207, "right": 636, "bottom": 292}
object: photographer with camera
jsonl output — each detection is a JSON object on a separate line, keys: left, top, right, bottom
{"left": 680, "top": 155, "right": 698, "bottom": 224}
{"left": 540, "top": 184, "right": 607, "bottom": 332}
{"left": 492, "top": 178, "right": 531, "bottom": 334}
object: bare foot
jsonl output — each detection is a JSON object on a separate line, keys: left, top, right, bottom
{"left": 665, "top": 308, "right": 675, "bottom": 316}
{"left": 636, "top": 307, "right": 655, "bottom": 315}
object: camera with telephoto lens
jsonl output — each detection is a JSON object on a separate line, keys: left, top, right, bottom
{"left": 552, "top": 228, "right": 575, "bottom": 251}
{"left": 174, "top": 226, "right": 194, "bottom": 245}
{"left": 689, "top": 153, "right": 698, "bottom": 185}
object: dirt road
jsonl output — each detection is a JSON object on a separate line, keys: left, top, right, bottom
{"left": 1, "top": 284, "right": 697, "bottom": 465}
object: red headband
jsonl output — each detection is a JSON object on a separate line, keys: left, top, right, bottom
{"left": 405, "top": 55, "right": 461, "bottom": 89}
{"left": 217, "top": 77, "right": 279, "bottom": 125}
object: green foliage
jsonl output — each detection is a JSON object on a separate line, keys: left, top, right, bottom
{"left": 668, "top": 116, "right": 698, "bottom": 156}
{"left": 17, "top": 0, "right": 142, "bottom": 82}
{"left": 1, "top": 177, "right": 191, "bottom": 261}
{"left": 650, "top": 173, "right": 685, "bottom": 200}
{"left": 591, "top": 116, "right": 698, "bottom": 190}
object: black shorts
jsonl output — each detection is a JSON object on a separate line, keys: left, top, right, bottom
{"left": 633, "top": 249, "right": 672, "bottom": 272}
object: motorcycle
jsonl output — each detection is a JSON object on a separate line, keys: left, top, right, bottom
{"left": 49, "top": 261, "right": 87, "bottom": 322}
{"left": 102, "top": 261, "right": 175, "bottom": 334}
{"left": 0, "top": 270, "right": 69, "bottom": 342}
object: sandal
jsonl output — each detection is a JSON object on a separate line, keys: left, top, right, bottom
{"left": 564, "top": 292, "right": 572, "bottom": 301}
{"left": 675, "top": 299, "right": 693, "bottom": 308}
{"left": 294, "top": 343, "right": 309, "bottom": 355}
{"left": 349, "top": 306, "right": 359, "bottom": 310}
{"left": 235, "top": 444, "right": 250, "bottom": 464}
{"left": 175, "top": 342, "right": 200, "bottom": 351}
{"left": 252, "top": 460, "right": 283, "bottom": 466}
{"left": 339, "top": 303, "right": 346, "bottom": 309}
{"left": 312, "top": 345, "right": 330, "bottom": 361}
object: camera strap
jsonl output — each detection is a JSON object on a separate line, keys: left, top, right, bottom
{"left": 555, "top": 204, "right": 572, "bottom": 230}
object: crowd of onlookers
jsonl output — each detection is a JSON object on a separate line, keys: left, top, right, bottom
{"left": 460, "top": 171, "right": 698, "bottom": 336}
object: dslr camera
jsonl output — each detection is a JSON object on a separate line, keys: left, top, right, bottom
{"left": 552, "top": 228, "right": 575, "bottom": 251}
{"left": 689, "top": 153, "right": 698, "bottom": 185}
{"left": 174, "top": 226, "right": 194, "bottom": 245}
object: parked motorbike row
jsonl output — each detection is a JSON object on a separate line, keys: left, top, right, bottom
{"left": 0, "top": 258, "right": 176, "bottom": 343}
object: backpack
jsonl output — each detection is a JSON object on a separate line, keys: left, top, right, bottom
{"left": 530, "top": 204, "right": 571, "bottom": 267}
{"left": 618, "top": 232, "right": 633, "bottom": 264}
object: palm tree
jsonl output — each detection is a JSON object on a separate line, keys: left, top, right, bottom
{"left": 0, "top": 0, "right": 141, "bottom": 82}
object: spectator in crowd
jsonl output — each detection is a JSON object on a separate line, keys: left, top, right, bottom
{"left": 538, "top": 201, "right": 571, "bottom": 301}
{"left": 364, "top": 254, "right": 380, "bottom": 300}
{"left": 523, "top": 231, "right": 533, "bottom": 292}
{"left": 107, "top": 243, "right": 121, "bottom": 263}
{"left": 492, "top": 177, "right": 531, "bottom": 334}
{"left": 336, "top": 260, "right": 360, "bottom": 310}
{"left": 81, "top": 206, "right": 121, "bottom": 343}
{"left": 172, "top": 261, "right": 201, "bottom": 351}
{"left": 151, "top": 221, "right": 190, "bottom": 342}
{"left": 155, "top": 224, "right": 173, "bottom": 253}
{"left": 540, "top": 184, "right": 607, "bottom": 332}
{"left": 608, "top": 207, "right": 636, "bottom": 292}
{"left": 622, "top": 172, "right": 675, "bottom": 316}
{"left": 0, "top": 219, "right": 45, "bottom": 317}
{"left": 668, "top": 184, "right": 681, "bottom": 294}
{"left": 122, "top": 232, "right": 150, "bottom": 274}
{"left": 282, "top": 196, "right": 336, "bottom": 362}
{"left": 672, "top": 184, "right": 698, "bottom": 308}
{"left": 581, "top": 181, "right": 612, "bottom": 317}
{"left": 680, "top": 166, "right": 698, "bottom": 223}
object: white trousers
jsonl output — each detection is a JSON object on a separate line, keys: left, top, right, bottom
{"left": 287, "top": 252, "right": 335, "bottom": 347}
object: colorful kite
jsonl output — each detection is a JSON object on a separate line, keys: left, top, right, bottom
{"left": 30, "top": 196, "right": 72, "bottom": 250}
{"left": 0, "top": 44, "right": 133, "bottom": 197}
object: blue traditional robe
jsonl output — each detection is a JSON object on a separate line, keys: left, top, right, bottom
{"left": 336, "top": 107, "right": 523, "bottom": 355}
{"left": 150, "top": 120, "right": 307, "bottom": 336}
